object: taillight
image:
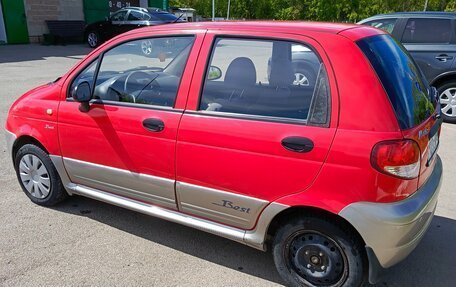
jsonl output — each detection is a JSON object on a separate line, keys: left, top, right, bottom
{"left": 371, "top": 140, "right": 421, "bottom": 179}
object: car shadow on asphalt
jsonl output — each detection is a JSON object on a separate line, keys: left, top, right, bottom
{"left": 0, "top": 44, "right": 91, "bottom": 64}
{"left": 52, "top": 196, "right": 456, "bottom": 287}
{"left": 53, "top": 195, "right": 284, "bottom": 285}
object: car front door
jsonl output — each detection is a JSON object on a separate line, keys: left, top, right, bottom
{"left": 58, "top": 31, "right": 203, "bottom": 210}
{"left": 400, "top": 17, "right": 456, "bottom": 83}
{"left": 175, "top": 31, "right": 338, "bottom": 229}
{"left": 109, "top": 9, "right": 129, "bottom": 38}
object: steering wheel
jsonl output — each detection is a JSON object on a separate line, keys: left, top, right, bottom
{"left": 124, "top": 71, "right": 157, "bottom": 98}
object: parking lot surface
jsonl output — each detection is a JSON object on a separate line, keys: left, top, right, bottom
{"left": 0, "top": 44, "right": 455, "bottom": 286}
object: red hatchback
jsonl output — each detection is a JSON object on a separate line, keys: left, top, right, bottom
{"left": 6, "top": 22, "right": 443, "bottom": 287}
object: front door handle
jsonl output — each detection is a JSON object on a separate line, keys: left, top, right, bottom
{"left": 281, "top": 137, "right": 314, "bottom": 153}
{"left": 143, "top": 118, "right": 164, "bottom": 132}
{"left": 435, "top": 54, "right": 453, "bottom": 62}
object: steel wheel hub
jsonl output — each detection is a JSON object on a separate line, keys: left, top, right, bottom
{"left": 19, "top": 154, "right": 51, "bottom": 199}
{"left": 439, "top": 87, "right": 456, "bottom": 117}
{"left": 288, "top": 232, "right": 347, "bottom": 286}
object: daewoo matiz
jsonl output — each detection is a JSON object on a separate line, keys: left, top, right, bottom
{"left": 5, "top": 22, "right": 443, "bottom": 287}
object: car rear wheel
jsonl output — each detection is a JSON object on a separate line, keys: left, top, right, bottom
{"left": 14, "top": 144, "right": 68, "bottom": 206}
{"left": 437, "top": 81, "right": 456, "bottom": 123}
{"left": 272, "top": 215, "right": 366, "bottom": 287}
{"left": 87, "top": 31, "right": 99, "bottom": 48}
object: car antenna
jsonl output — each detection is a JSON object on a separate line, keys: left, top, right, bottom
{"left": 173, "top": 13, "right": 184, "bottom": 23}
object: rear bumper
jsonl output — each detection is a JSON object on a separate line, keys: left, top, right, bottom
{"left": 339, "top": 155, "right": 442, "bottom": 284}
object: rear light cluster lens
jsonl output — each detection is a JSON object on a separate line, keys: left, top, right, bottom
{"left": 371, "top": 140, "right": 421, "bottom": 179}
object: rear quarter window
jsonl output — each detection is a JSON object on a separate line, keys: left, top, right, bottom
{"left": 357, "top": 34, "right": 435, "bottom": 129}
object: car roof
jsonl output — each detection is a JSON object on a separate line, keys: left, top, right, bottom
{"left": 361, "top": 11, "right": 456, "bottom": 21}
{"left": 134, "top": 21, "right": 364, "bottom": 35}
{"left": 120, "top": 6, "right": 172, "bottom": 15}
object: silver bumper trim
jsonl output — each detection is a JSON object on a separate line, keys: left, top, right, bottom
{"left": 339, "top": 155, "right": 442, "bottom": 269}
{"left": 5, "top": 129, "right": 16, "bottom": 161}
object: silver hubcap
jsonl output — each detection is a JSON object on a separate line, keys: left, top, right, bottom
{"left": 141, "top": 40, "right": 153, "bottom": 55}
{"left": 440, "top": 87, "right": 456, "bottom": 117}
{"left": 87, "top": 33, "right": 98, "bottom": 47}
{"left": 19, "top": 154, "right": 51, "bottom": 199}
{"left": 293, "top": 73, "right": 310, "bottom": 86}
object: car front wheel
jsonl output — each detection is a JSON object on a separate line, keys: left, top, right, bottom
{"left": 14, "top": 144, "right": 68, "bottom": 206}
{"left": 272, "top": 215, "right": 366, "bottom": 287}
{"left": 438, "top": 81, "right": 456, "bottom": 123}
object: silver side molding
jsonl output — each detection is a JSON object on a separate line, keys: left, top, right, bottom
{"left": 176, "top": 181, "right": 269, "bottom": 229}
{"left": 62, "top": 157, "right": 177, "bottom": 210}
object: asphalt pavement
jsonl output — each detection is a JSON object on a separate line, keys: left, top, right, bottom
{"left": 0, "top": 44, "right": 455, "bottom": 286}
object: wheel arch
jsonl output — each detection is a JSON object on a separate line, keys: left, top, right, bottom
{"left": 12, "top": 135, "right": 49, "bottom": 161}
{"left": 264, "top": 205, "right": 367, "bottom": 251}
{"left": 430, "top": 72, "right": 456, "bottom": 88}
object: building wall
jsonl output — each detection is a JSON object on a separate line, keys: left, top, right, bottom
{"left": 24, "top": 0, "right": 84, "bottom": 42}
{"left": 0, "top": 1, "right": 7, "bottom": 43}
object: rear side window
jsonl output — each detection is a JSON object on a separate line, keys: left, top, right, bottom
{"left": 199, "top": 38, "right": 330, "bottom": 125}
{"left": 363, "top": 18, "right": 397, "bottom": 34}
{"left": 402, "top": 18, "right": 452, "bottom": 44}
{"left": 357, "top": 35, "right": 435, "bottom": 129}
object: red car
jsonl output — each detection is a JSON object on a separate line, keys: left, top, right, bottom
{"left": 5, "top": 22, "right": 443, "bottom": 287}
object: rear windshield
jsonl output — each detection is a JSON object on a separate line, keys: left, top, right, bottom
{"left": 357, "top": 35, "right": 435, "bottom": 129}
{"left": 152, "top": 13, "right": 178, "bottom": 21}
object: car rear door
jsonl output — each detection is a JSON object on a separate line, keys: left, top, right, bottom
{"left": 58, "top": 30, "right": 204, "bottom": 210}
{"left": 175, "top": 30, "right": 338, "bottom": 230}
{"left": 400, "top": 17, "right": 456, "bottom": 83}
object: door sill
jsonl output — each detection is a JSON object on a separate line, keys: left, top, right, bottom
{"left": 66, "top": 183, "right": 262, "bottom": 249}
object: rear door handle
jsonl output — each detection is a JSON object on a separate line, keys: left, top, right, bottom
{"left": 435, "top": 54, "right": 453, "bottom": 62}
{"left": 281, "top": 136, "right": 314, "bottom": 153}
{"left": 143, "top": 118, "right": 164, "bottom": 132}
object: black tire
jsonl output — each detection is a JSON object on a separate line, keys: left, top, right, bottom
{"left": 14, "top": 144, "right": 68, "bottom": 206}
{"left": 272, "top": 215, "right": 366, "bottom": 287}
{"left": 86, "top": 31, "right": 100, "bottom": 48}
{"left": 437, "top": 81, "right": 456, "bottom": 124}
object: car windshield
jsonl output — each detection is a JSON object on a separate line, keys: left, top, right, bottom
{"left": 357, "top": 34, "right": 435, "bottom": 129}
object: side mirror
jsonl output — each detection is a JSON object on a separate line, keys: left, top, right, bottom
{"left": 207, "top": 66, "right": 222, "bottom": 80}
{"left": 73, "top": 81, "right": 92, "bottom": 112}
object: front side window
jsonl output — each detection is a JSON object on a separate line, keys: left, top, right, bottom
{"left": 199, "top": 38, "right": 330, "bottom": 124}
{"left": 128, "top": 11, "right": 145, "bottom": 21}
{"left": 111, "top": 10, "right": 127, "bottom": 21}
{"left": 89, "top": 36, "right": 193, "bottom": 107}
{"left": 364, "top": 18, "right": 397, "bottom": 34}
{"left": 402, "top": 18, "right": 452, "bottom": 44}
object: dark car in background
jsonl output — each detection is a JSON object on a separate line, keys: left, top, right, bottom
{"left": 84, "top": 7, "right": 183, "bottom": 49}
{"left": 359, "top": 12, "right": 456, "bottom": 123}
